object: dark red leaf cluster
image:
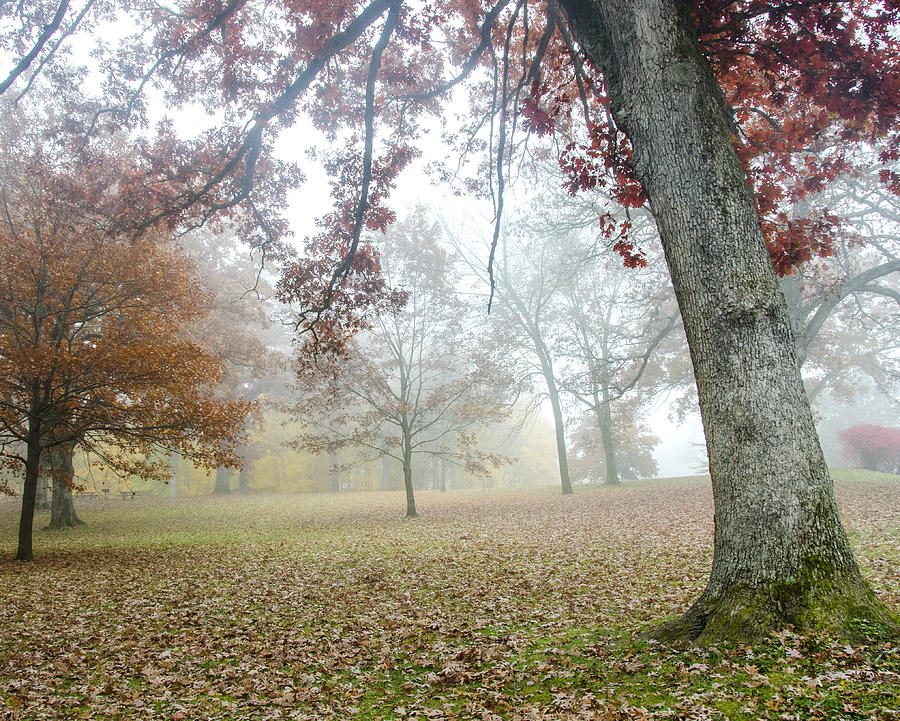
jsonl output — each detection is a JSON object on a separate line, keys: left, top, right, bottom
{"left": 526, "top": 1, "right": 900, "bottom": 274}
{"left": 275, "top": 140, "right": 415, "bottom": 358}
{"left": 699, "top": 1, "right": 900, "bottom": 273}
{"left": 520, "top": 93, "right": 554, "bottom": 137}
{"left": 556, "top": 122, "right": 647, "bottom": 266}
{"left": 559, "top": 123, "right": 645, "bottom": 208}
{"left": 765, "top": 211, "right": 841, "bottom": 276}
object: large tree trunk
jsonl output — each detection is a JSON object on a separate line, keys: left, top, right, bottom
{"left": 439, "top": 458, "right": 447, "bottom": 493}
{"left": 559, "top": 0, "right": 896, "bottom": 640}
{"left": 212, "top": 466, "right": 231, "bottom": 494}
{"left": 35, "top": 466, "right": 50, "bottom": 511}
{"left": 48, "top": 441, "right": 83, "bottom": 529}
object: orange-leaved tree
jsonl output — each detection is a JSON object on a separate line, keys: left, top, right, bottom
{"left": 0, "top": 115, "right": 253, "bottom": 561}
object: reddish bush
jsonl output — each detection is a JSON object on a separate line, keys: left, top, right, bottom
{"left": 838, "top": 425, "right": 900, "bottom": 474}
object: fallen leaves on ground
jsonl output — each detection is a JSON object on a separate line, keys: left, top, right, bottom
{"left": 0, "top": 477, "right": 897, "bottom": 719}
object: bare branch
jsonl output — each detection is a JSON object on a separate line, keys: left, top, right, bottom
{"left": 0, "top": 0, "right": 71, "bottom": 97}
{"left": 326, "top": 1, "right": 402, "bottom": 294}
{"left": 15, "top": 0, "right": 98, "bottom": 102}
{"left": 407, "top": 0, "right": 512, "bottom": 101}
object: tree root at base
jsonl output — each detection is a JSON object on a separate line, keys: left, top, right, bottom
{"left": 653, "top": 574, "right": 898, "bottom": 644}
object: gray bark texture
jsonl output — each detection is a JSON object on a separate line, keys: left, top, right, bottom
{"left": 558, "top": 0, "right": 896, "bottom": 640}
{"left": 35, "top": 468, "right": 50, "bottom": 511}
{"left": 238, "top": 466, "right": 250, "bottom": 495}
{"left": 48, "top": 441, "right": 83, "bottom": 529}
{"left": 212, "top": 466, "right": 231, "bottom": 494}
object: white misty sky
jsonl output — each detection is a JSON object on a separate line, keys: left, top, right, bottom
{"left": 649, "top": 401, "right": 707, "bottom": 478}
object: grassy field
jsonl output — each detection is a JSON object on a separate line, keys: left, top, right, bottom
{"left": 0, "top": 473, "right": 898, "bottom": 720}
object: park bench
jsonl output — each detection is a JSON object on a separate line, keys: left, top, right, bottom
{"left": 119, "top": 491, "right": 140, "bottom": 500}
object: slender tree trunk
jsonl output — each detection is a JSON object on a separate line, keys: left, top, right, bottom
{"left": 402, "top": 425, "right": 417, "bottom": 517}
{"left": 402, "top": 458, "right": 417, "bottom": 516}
{"left": 439, "top": 458, "right": 447, "bottom": 492}
{"left": 593, "top": 388, "right": 621, "bottom": 485}
{"left": 16, "top": 385, "right": 44, "bottom": 561}
{"left": 212, "top": 466, "right": 231, "bottom": 494}
{"left": 542, "top": 355, "right": 574, "bottom": 494}
{"left": 515, "top": 302, "right": 573, "bottom": 495}
{"left": 169, "top": 452, "right": 179, "bottom": 498}
{"left": 329, "top": 451, "right": 340, "bottom": 493}
{"left": 49, "top": 441, "right": 83, "bottom": 529}
{"left": 16, "top": 442, "right": 41, "bottom": 561}
{"left": 236, "top": 442, "right": 252, "bottom": 495}
{"left": 381, "top": 449, "right": 391, "bottom": 491}
{"left": 560, "top": 0, "right": 896, "bottom": 640}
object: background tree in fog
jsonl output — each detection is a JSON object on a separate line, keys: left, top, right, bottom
{"left": 777, "top": 152, "right": 900, "bottom": 405}
{"left": 452, "top": 197, "right": 683, "bottom": 490}
{"left": 568, "top": 398, "right": 659, "bottom": 483}
{"left": 179, "top": 230, "right": 286, "bottom": 496}
{"left": 554, "top": 226, "right": 680, "bottom": 486}
{"left": 451, "top": 220, "right": 576, "bottom": 495}
{"left": 838, "top": 425, "right": 900, "bottom": 475}
{"left": 289, "top": 215, "right": 515, "bottom": 517}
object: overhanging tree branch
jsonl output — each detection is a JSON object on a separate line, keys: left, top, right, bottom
{"left": 0, "top": 0, "right": 71, "bottom": 97}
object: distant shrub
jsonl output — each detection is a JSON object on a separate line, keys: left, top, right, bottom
{"left": 838, "top": 424, "right": 900, "bottom": 474}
